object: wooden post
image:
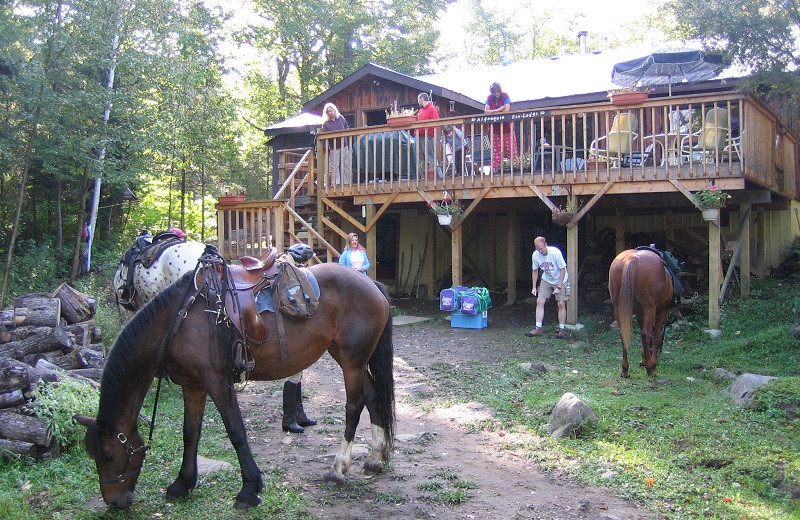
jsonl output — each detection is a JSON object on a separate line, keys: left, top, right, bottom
{"left": 615, "top": 207, "right": 625, "bottom": 254}
{"left": 740, "top": 204, "right": 751, "bottom": 298}
{"left": 665, "top": 210, "right": 674, "bottom": 249}
{"left": 488, "top": 213, "right": 497, "bottom": 289}
{"left": 506, "top": 212, "right": 518, "bottom": 305}
{"left": 365, "top": 203, "right": 376, "bottom": 280}
{"left": 708, "top": 217, "right": 721, "bottom": 329}
{"left": 452, "top": 222, "right": 463, "bottom": 287}
{"left": 754, "top": 207, "right": 766, "bottom": 276}
{"left": 567, "top": 221, "right": 578, "bottom": 325}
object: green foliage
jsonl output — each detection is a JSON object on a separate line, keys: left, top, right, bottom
{"left": 752, "top": 377, "right": 800, "bottom": 423}
{"left": 669, "top": 0, "right": 800, "bottom": 102}
{"left": 32, "top": 380, "right": 99, "bottom": 450}
{"left": 424, "top": 277, "right": 800, "bottom": 519}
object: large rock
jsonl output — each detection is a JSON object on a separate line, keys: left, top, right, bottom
{"left": 546, "top": 392, "right": 599, "bottom": 439}
{"left": 727, "top": 373, "right": 777, "bottom": 408}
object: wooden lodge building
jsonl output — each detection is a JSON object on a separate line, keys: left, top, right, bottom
{"left": 217, "top": 43, "right": 800, "bottom": 329}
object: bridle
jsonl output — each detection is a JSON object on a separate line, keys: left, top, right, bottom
{"left": 99, "top": 432, "right": 148, "bottom": 485}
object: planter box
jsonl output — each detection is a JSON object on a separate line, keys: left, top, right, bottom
{"left": 437, "top": 214, "right": 453, "bottom": 225}
{"left": 451, "top": 310, "right": 488, "bottom": 329}
{"left": 609, "top": 92, "right": 649, "bottom": 106}
{"left": 386, "top": 115, "right": 416, "bottom": 128}
{"left": 218, "top": 195, "right": 245, "bottom": 205}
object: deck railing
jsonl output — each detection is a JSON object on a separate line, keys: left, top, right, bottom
{"left": 315, "top": 93, "right": 797, "bottom": 200}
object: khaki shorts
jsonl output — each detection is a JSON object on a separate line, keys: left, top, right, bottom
{"left": 538, "top": 280, "right": 569, "bottom": 302}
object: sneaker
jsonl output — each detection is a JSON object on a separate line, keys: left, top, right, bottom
{"left": 556, "top": 329, "right": 566, "bottom": 338}
{"left": 525, "top": 327, "right": 543, "bottom": 337}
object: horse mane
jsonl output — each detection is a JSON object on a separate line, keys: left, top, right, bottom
{"left": 97, "top": 271, "right": 195, "bottom": 426}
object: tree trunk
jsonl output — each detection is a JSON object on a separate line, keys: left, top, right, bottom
{"left": 85, "top": 25, "right": 120, "bottom": 275}
{"left": 51, "top": 283, "right": 96, "bottom": 324}
{"left": 69, "top": 165, "right": 90, "bottom": 283}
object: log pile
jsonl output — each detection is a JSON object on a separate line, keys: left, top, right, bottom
{"left": 0, "top": 283, "right": 104, "bottom": 460}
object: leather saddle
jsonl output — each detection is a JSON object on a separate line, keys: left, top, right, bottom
{"left": 634, "top": 245, "right": 684, "bottom": 301}
{"left": 200, "top": 247, "right": 281, "bottom": 345}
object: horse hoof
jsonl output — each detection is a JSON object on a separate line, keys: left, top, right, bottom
{"left": 166, "top": 480, "right": 193, "bottom": 498}
{"left": 323, "top": 470, "right": 346, "bottom": 485}
{"left": 363, "top": 459, "right": 385, "bottom": 474}
{"left": 234, "top": 490, "right": 261, "bottom": 509}
{"left": 621, "top": 372, "right": 630, "bottom": 379}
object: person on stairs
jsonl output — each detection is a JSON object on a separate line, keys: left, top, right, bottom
{"left": 282, "top": 371, "right": 317, "bottom": 433}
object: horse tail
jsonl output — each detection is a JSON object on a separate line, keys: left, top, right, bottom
{"left": 619, "top": 256, "right": 637, "bottom": 347}
{"left": 369, "top": 280, "right": 396, "bottom": 449}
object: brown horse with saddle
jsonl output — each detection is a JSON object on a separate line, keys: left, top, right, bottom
{"left": 77, "top": 245, "right": 395, "bottom": 509}
{"left": 609, "top": 247, "right": 680, "bottom": 378}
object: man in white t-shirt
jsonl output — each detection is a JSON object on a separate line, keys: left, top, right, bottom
{"left": 526, "top": 236, "right": 569, "bottom": 338}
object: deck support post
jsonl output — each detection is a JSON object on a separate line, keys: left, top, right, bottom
{"left": 451, "top": 222, "right": 463, "bottom": 288}
{"left": 567, "top": 220, "right": 578, "bottom": 325}
{"left": 740, "top": 204, "right": 751, "bottom": 298}
{"left": 708, "top": 215, "right": 721, "bottom": 329}
{"left": 615, "top": 207, "right": 625, "bottom": 254}
{"left": 506, "top": 211, "right": 518, "bottom": 305}
{"left": 366, "top": 203, "right": 376, "bottom": 280}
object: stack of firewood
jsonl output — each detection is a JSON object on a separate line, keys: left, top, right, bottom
{"left": 0, "top": 283, "right": 105, "bottom": 460}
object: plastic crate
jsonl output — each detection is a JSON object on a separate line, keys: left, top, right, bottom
{"left": 450, "top": 310, "right": 488, "bottom": 329}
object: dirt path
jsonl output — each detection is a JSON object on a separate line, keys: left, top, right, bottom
{"left": 237, "top": 306, "right": 655, "bottom": 520}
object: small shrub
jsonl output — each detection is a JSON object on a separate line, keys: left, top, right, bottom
{"left": 32, "top": 379, "right": 99, "bottom": 450}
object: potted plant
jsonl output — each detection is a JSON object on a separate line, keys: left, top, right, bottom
{"left": 218, "top": 184, "right": 245, "bottom": 205}
{"left": 585, "top": 154, "right": 608, "bottom": 170}
{"left": 427, "top": 191, "right": 463, "bottom": 225}
{"left": 551, "top": 198, "right": 578, "bottom": 226}
{"left": 608, "top": 86, "right": 651, "bottom": 106}
{"left": 693, "top": 184, "right": 730, "bottom": 221}
{"left": 385, "top": 102, "right": 417, "bottom": 128}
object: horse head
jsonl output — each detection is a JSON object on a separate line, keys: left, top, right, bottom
{"left": 75, "top": 414, "right": 147, "bottom": 509}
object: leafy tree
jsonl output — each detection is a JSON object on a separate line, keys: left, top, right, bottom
{"left": 246, "top": 0, "right": 452, "bottom": 104}
{"left": 669, "top": 0, "right": 800, "bottom": 100}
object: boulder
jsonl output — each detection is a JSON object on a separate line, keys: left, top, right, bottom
{"left": 546, "top": 392, "right": 598, "bottom": 439}
{"left": 727, "top": 373, "right": 777, "bottom": 408}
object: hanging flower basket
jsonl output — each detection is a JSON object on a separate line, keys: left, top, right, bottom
{"left": 437, "top": 214, "right": 453, "bottom": 226}
{"left": 701, "top": 208, "right": 720, "bottom": 221}
{"left": 552, "top": 210, "right": 574, "bottom": 226}
{"left": 218, "top": 195, "right": 245, "bottom": 205}
{"left": 386, "top": 115, "right": 416, "bottom": 128}
{"left": 609, "top": 91, "right": 649, "bottom": 106}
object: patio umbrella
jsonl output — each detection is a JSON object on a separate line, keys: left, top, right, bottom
{"left": 611, "top": 48, "right": 724, "bottom": 96}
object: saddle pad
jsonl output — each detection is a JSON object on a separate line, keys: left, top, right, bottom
{"left": 140, "top": 238, "right": 184, "bottom": 268}
{"left": 256, "top": 268, "right": 320, "bottom": 314}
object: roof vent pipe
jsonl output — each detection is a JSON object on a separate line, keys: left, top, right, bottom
{"left": 577, "top": 30, "right": 588, "bottom": 55}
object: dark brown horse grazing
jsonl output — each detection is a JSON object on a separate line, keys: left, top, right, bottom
{"left": 608, "top": 249, "right": 674, "bottom": 378}
{"left": 76, "top": 261, "right": 395, "bottom": 509}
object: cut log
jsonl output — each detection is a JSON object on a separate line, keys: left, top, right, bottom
{"left": 51, "top": 283, "right": 96, "bottom": 324}
{"left": 33, "top": 359, "right": 97, "bottom": 387}
{"left": 37, "top": 351, "right": 81, "bottom": 370}
{"left": 0, "top": 309, "right": 14, "bottom": 326}
{"left": 0, "top": 438, "right": 37, "bottom": 460}
{"left": 0, "top": 410, "right": 54, "bottom": 447}
{"left": 0, "top": 389, "right": 25, "bottom": 409}
{"left": 0, "top": 358, "right": 34, "bottom": 393}
{"left": 0, "top": 324, "right": 11, "bottom": 344}
{"left": 69, "top": 368, "right": 102, "bottom": 383}
{"left": 76, "top": 347, "right": 105, "bottom": 368}
{"left": 0, "top": 328, "right": 73, "bottom": 360}
{"left": 65, "top": 321, "right": 102, "bottom": 344}
{"left": 14, "top": 295, "right": 60, "bottom": 327}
